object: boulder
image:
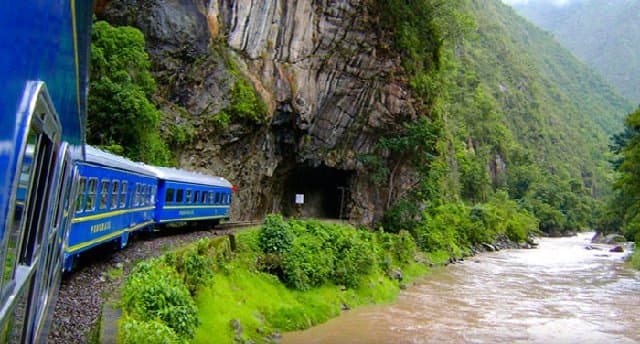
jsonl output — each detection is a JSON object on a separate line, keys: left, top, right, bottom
{"left": 609, "top": 246, "right": 624, "bottom": 253}
{"left": 481, "top": 243, "right": 497, "bottom": 252}
{"left": 389, "top": 269, "right": 403, "bottom": 281}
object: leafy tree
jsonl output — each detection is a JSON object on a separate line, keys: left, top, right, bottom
{"left": 88, "top": 20, "right": 171, "bottom": 165}
{"left": 608, "top": 107, "right": 640, "bottom": 241}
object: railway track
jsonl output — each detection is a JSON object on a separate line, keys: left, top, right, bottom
{"left": 48, "top": 220, "right": 263, "bottom": 343}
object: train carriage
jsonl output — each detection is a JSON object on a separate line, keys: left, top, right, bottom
{"left": 64, "top": 146, "right": 158, "bottom": 271}
{"left": 147, "top": 167, "right": 232, "bottom": 226}
{"left": 0, "top": 1, "right": 93, "bottom": 342}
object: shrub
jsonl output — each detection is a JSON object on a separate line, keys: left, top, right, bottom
{"left": 119, "top": 318, "right": 182, "bottom": 344}
{"left": 333, "top": 236, "right": 375, "bottom": 288}
{"left": 177, "top": 250, "right": 214, "bottom": 295}
{"left": 121, "top": 260, "right": 199, "bottom": 339}
{"left": 327, "top": 230, "right": 375, "bottom": 288}
{"left": 259, "top": 214, "right": 294, "bottom": 254}
{"left": 282, "top": 234, "right": 335, "bottom": 290}
{"left": 415, "top": 203, "right": 468, "bottom": 256}
{"left": 392, "top": 230, "right": 418, "bottom": 264}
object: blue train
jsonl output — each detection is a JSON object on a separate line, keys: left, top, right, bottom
{"left": 64, "top": 146, "right": 233, "bottom": 271}
{"left": 0, "top": 2, "right": 233, "bottom": 342}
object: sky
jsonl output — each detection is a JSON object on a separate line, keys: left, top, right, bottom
{"left": 502, "top": 0, "right": 575, "bottom": 6}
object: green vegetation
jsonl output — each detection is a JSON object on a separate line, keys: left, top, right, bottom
{"left": 367, "top": 0, "right": 631, "bottom": 243}
{"left": 413, "top": 192, "right": 538, "bottom": 256}
{"left": 88, "top": 20, "right": 172, "bottom": 165}
{"left": 603, "top": 107, "right": 640, "bottom": 245}
{"left": 120, "top": 260, "right": 199, "bottom": 341}
{"left": 118, "top": 218, "right": 431, "bottom": 343}
{"left": 208, "top": 56, "right": 268, "bottom": 127}
{"left": 514, "top": 0, "right": 640, "bottom": 102}
{"left": 631, "top": 247, "right": 640, "bottom": 270}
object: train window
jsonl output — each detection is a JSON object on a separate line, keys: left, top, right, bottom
{"left": 224, "top": 193, "right": 229, "bottom": 204}
{"left": 202, "top": 191, "right": 208, "bottom": 203}
{"left": 209, "top": 192, "right": 214, "bottom": 204}
{"left": 151, "top": 186, "right": 156, "bottom": 205}
{"left": 215, "top": 192, "right": 221, "bottom": 204}
{"left": 194, "top": 191, "right": 200, "bottom": 204}
{"left": 111, "top": 181, "right": 120, "bottom": 209}
{"left": 99, "top": 180, "right": 110, "bottom": 210}
{"left": 121, "top": 181, "right": 128, "bottom": 208}
{"left": 140, "top": 184, "right": 149, "bottom": 205}
{"left": 145, "top": 185, "right": 151, "bottom": 205}
{"left": 134, "top": 183, "right": 141, "bottom": 206}
{"left": 186, "top": 189, "right": 192, "bottom": 204}
{"left": 75, "top": 177, "right": 87, "bottom": 213}
{"left": 166, "top": 188, "right": 175, "bottom": 203}
{"left": 176, "top": 189, "right": 184, "bottom": 203}
{"left": 86, "top": 178, "right": 97, "bottom": 211}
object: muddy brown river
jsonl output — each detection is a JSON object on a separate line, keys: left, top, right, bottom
{"left": 285, "top": 233, "right": 640, "bottom": 343}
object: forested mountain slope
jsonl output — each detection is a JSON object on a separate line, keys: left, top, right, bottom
{"left": 435, "top": 0, "right": 632, "bottom": 234}
{"left": 451, "top": 0, "right": 632, "bottom": 190}
{"left": 512, "top": 0, "right": 640, "bottom": 103}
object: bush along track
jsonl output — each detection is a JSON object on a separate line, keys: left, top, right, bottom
{"left": 116, "top": 216, "right": 443, "bottom": 343}
{"left": 116, "top": 213, "right": 537, "bottom": 343}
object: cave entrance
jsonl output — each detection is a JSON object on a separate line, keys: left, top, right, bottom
{"left": 284, "top": 165, "right": 353, "bottom": 219}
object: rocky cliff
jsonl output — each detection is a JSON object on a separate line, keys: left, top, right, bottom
{"left": 95, "top": 0, "right": 419, "bottom": 224}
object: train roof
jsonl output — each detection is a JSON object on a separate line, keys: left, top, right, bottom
{"left": 79, "top": 145, "right": 156, "bottom": 177}
{"left": 144, "top": 166, "right": 232, "bottom": 188}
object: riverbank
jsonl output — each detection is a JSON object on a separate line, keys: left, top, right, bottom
{"left": 114, "top": 217, "right": 447, "bottom": 343}
{"left": 284, "top": 233, "right": 640, "bottom": 343}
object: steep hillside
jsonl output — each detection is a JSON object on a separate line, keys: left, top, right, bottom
{"left": 92, "top": 0, "right": 630, "bottom": 236}
{"left": 452, "top": 0, "right": 631, "bottom": 182}
{"left": 441, "top": 0, "right": 632, "bottom": 233}
{"left": 512, "top": 0, "right": 640, "bottom": 102}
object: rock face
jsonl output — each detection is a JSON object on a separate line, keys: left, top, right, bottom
{"left": 96, "top": 0, "right": 418, "bottom": 224}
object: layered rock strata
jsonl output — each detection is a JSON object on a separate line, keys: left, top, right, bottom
{"left": 96, "top": 0, "right": 418, "bottom": 224}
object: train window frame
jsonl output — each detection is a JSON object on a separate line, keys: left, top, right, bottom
{"left": 194, "top": 191, "right": 200, "bottom": 204}
{"left": 176, "top": 189, "right": 184, "bottom": 203}
{"left": 166, "top": 188, "right": 175, "bottom": 203}
{"left": 215, "top": 192, "right": 221, "bottom": 204}
{"left": 111, "top": 180, "right": 120, "bottom": 209}
{"left": 209, "top": 192, "right": 214, "bottom": 204}
{"left": 75, "top": 177, "right": 87, "bottom": 213}
{"left": 86, "top": 178, "right": 98, "bottom": 211}
{"left": 186, "top": 189, "right": 192, "bottom": 204}
{"left": 201, "top": 191, "right": 208, "bottom": 204}
{"left": 99, "top": 179, "right": 110, "bottom": 210}
{"left": 120, "top": 181, "right": 128, "bottom": 208}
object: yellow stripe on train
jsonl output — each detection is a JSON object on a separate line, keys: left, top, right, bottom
{"left": 65, "top": 220, "right": 155, "bottom": 253}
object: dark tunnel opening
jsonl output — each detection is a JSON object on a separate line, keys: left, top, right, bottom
{"left": 283, "top": 164, "right": 353, "bottom": 219}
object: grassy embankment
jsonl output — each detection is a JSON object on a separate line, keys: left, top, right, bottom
{"left": 117, "top": 216, "right": 445, "bottom": 343}
{"left": 631, "top": 246, "right": 640, "bottom": 270}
